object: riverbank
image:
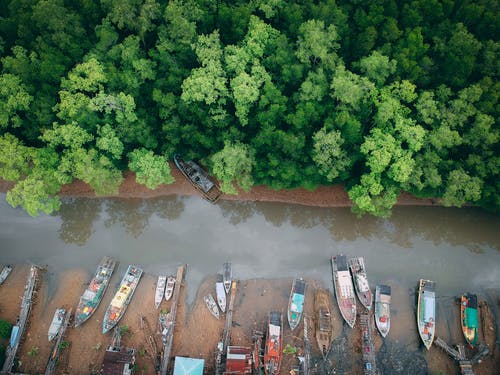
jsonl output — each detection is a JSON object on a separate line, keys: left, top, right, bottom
{"left": 1, "top": 162, "right": 439, "bottom": 208}
{"left": 0, "top": 265, "right": 497, "bottom": 374}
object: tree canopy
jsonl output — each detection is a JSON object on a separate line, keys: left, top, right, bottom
{"left": 0, "top": 0, "right": 498, "bottom": 217}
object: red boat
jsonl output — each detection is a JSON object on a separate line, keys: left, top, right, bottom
{"left": 263, "top": 312, "right": 282, "bottom": 375}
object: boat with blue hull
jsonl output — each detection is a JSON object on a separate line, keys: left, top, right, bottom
{"left": 287, "top": 278, "right": 306, "bottom": 330}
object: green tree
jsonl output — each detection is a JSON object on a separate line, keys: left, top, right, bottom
{"left": 0, "top": 73, "right": 32, "bottom": 129}
{"left": 128, "top": 148, "right": 174, "bottom": 189}
{"left": 442, "top": 169, "right": 482, "bottom": 207}
{"left": 355, "top": 51, "right": 397, "bottom": 87}
{"left": 312, "top": 127, "right": 350, "bottom": 181}
{"left": 211, "top": 141, "right": 255, "bottom": 194}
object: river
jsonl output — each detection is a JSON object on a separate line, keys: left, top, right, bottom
{"left": 1, "top": 194, "right": 499, "bottom": 349}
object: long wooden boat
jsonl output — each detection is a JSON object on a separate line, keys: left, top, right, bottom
{"left": 173, "top": 154, "right": 221, "bottom": 203}
{"left": 417, "top": 279, "right": 436, "bottom": 349}
{"left": 215, "top": 278, "right": 227, "bottom": 313}
{"left": 155, "top": 276, "right": 166, "bottom": 309}
{"left": 461, "top": 293, "right": 479, "bottom": 348}
{"left": 164, "top": 276, "right": 175, "bottom": 301}
{"left": 223, "top": 262, "right": 232, "bottom": 294}
{"left": 348, "top": 257, "right": 373, "bottom": 310}
{"left": 287, "top": 278, "right": 306, "bottom": 330}
{"left": 204, "top": 293, "right": 220, "bottom": 319}
{"left": 314, "top": 289, "right": 333, "bottom": 359}
{"left": 0, "top": 265, "right": 13, "bottom": 285}
{"left": 374, "top": 285, "right": 391, "bottom": 338}
{"left": 102, "top": 265, "right": 143, "bottom": 334}
{"left": 331, "top": 255, "right": 356, "bottom": 328}
{"left": 159, "top": 310, "right": 174, "bottom": 345}
{"left": 264, "top": 311, "right": 282, "bottom": 375}
{"left": 48, "top": 308, "right": 66, "bottom": 341}
{"left": 74, "top": 256, "right": 116, "bottom": 327}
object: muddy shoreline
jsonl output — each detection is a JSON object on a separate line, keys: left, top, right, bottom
{"left": 0, "top": 265, "right": 497, "bottom": 374}
{"left": 0, "top": 163, "right": 439, "bottom": 209}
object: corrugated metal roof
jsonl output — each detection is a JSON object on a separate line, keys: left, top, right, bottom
{"left": 173, "top": 357, "right": 204, "bottom": 375}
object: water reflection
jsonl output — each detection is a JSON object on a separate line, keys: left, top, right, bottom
{"left": 58, "top": 198, "right": 102, "bottom": 245}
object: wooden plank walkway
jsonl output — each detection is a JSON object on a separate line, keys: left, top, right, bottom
{"left": 360, "top": 312, "right": 377, "bottom": 375}
{"left": 1, "top": 265, "right": 42, "bottom": 374}
{"left": 434, "top": 337, "right": 490, "bottom": 375}
{"left": 159, "top": 264, "right": 186, "bottom": 375}
{"left": 223, "top": 281, "right": 237, "bottom": 353}
{"left": 44, "top": 308, "right": 72, "bottom": 375}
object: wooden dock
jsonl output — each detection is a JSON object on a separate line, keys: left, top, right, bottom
{"left": 159, "top": 264, "right": 186, "bottom": 375}
{"left": 1, "top": 265, "right": 42, "bottom": 374}
{"left": 360, "top": 312, "right": 377, "bottom": 375}
{"left": 44, "top": 308, "right": 72, "bottom": 375}
{"left": 215, "top": 280, "right": 237, "bottom": 375}
{"left": 434, "top": 337, "right": 489, "bottom": 375}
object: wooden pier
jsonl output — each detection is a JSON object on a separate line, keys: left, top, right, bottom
{"left": 44, "top": 308, "right": 72, "bottom": 375}
{"left": 1, "top": 265, "right": 42, "bottom": 374}
{"left": 360, "top": 312, "right": 377, "bottom": 375}
{"left": 215, "top": 280, "right": 237, "bottom": 375}
{"left": 434, "top": 337, "right": 489, "bottom": 375}
{"left": 159, "top": 264, "right": 186, "bottom": 375}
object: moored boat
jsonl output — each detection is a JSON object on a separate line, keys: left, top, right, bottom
{"left": 417, "top": 279, "right": 436, "bottom": 349}
{"left": 74, "top": 256, "right": 116, "bottom": 327}
{"left": 264, "top": 311, "right": 282, "bottom": 375}
{"left": 215, "top": 278, "right": 227, "bottom": 313}
{"left": 223, "top": 262, "right": 232, "bottom": 294}
{"left": 0, "top": 265, "right": 13, "bottom": 285}
{"left": 155, "top": 276, "right": 167, "bottom": 309}
{"left": 204, "top": 293, "right": 220, "bottom": 319}
{"left": 173, "top": 154, "right": 221, "bottom": 203}
{"left": 287, "top": 278, "right": 306, "bottom": 330}
{"left": 102, "top": 265, "right": 143, "bottom": 334}
{"left": 159, "top": 310, "right": 174, "bottom": 345}
{"left": 48, "top": 308, "right": 66, "bottom": 341}
{"left": 374, "top": 285, "right": 391, "bottom": 338}
{"left": 348, "top": 257, "right": 373, "bottom": 310}
{"left": 314, "top": 289, "right": 333, "bottom": 359}
{"left": 331, "top": 255, "right": 356, "bottom": 328}
{"left": 164, "top": 276, "right": 175, "bottom": 301}
{"left": 461, "top": 293, "right": 478, "bottom": 348}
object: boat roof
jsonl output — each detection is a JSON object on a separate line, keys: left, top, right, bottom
{"left": 465, "top": 294, "right": 478, "bottom": 308}
{"left": 173, "top": 357, "right": 204, "bottom": 375}
{"left": 269, "top": 324, "right": 281, "bottom": 337}
{"left": 294, "top": 279, "right": 306, "bottom": 294}
{"left": 465, "top": 307, "right": 478, "bottom": 328}
{"left": 378, "top": 285, "right": 391, "bottom": 295}
{"left": 290, "top": 293, "right": 305, "bottom": 313}
{"left": 336, "top": 255, "right": 348, "bottom": 271}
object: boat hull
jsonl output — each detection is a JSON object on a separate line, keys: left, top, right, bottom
{"left": 165, "top": 276, "right": 175, "bottom": 301}
{"left": 287, "top": 278, "right": 306, "bottom": 331}
{"left": 204, "top": 293, "right": 220, "bottom": 319}
{"left": 223, "top": 262, "right": 232, "bottom": 294}
{"left": 417, "top": 279, "right": 436, "bottom": 349}
{"left": 0, "top": 265, "right": 13, "bottom": 285}
{"left": 48, "top": 308, "right": 66, "bottom": 341}
{"left": 314, "top": 289, "right": 333, "bottom": 359}
{"left": 215, "top": 282, "right": 226, "bottom": 313}
{"left": 155, "top": 276, "right": 167, "bottom": 309}
{"left": 74, "top": 256, "right": 116, "bottom": 328}
{"left": 374, "top": 285, "right": 391, "bottom": 338}
{"left": 460, "top": 293, "right": 478, "bottom": 348}
{"left": 102, "top": 265, "right": 143, "bottom": 334}
{"left": 331, "top": 255, "right": 356, "bottom": 328}
{"left": 348, "top": 257, "right": 373, "bottom": 310}
{"left": 264, "top": 311, "right": 282, "bottom": 375}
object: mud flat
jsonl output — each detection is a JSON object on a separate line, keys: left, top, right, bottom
{"left": 0, "top": 266, "right": 497, "bottom": 374}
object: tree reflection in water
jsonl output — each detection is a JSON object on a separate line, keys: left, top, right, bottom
{"left": 58, "top": 198, "right": 102, "bottom": 245}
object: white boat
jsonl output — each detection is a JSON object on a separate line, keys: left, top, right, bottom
{"left": 164, "top": 276, "right": 175, "bottom": 301}
{"left": 0, "top": 265, "right": 13, "bottom": 285}
{"left": 223, "top": 262, "right": 232, "bottom": 294}
{"left": 331, "top": 255, "right": 356, "bottom": 328}
{"left": 374, "top": 285, "right": 391, "bottom": 338}
{"left": 155, "top": 276, "right": 167, "bottom": 309}
{"left": 215, "top": 281, "right": 226, "bottom": 313}
{"left": 348, "top": 257, "right": 373, "bottom": 310}
{"left": 417, "top": 279, "right": 436, "bottom": 349}
{"left": 48, "top": 308, "right": 66, "bottom": 341}
{"left": 204, "top": 293, "right": 220, "bottom": 319}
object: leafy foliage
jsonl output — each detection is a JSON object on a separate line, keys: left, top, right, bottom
{"left": 0, "top": 0, "right": 498, "bottom": 217}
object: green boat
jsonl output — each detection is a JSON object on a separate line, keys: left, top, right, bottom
{"left": 461, "top": 293, "right": 479, "bottom": 348}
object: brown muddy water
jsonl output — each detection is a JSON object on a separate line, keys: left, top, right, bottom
{"left": 0, "top": 195, "right": 499, "bottom": 373}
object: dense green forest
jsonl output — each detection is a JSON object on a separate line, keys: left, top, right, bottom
{"left": 0, "top": 0, "right": 498, "bottom": 217}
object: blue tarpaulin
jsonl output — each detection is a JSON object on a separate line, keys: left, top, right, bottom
{"left": 173, "top": 357, "right": 204, "bottom": 375}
